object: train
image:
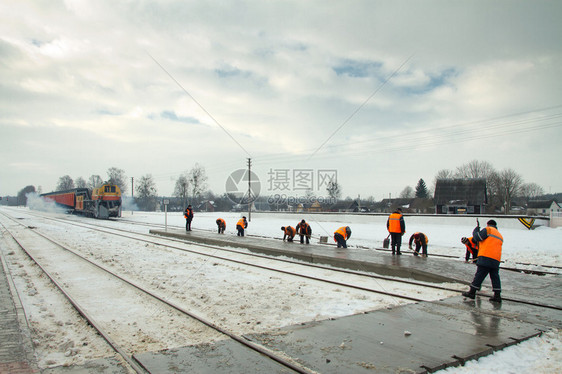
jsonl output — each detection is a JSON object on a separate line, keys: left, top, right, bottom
{"left": 40, "top": 183, "right": 122, "bottom": 219}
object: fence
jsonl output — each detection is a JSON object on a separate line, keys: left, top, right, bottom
{"left": 551, "top": 211, "right": 562, "bottom": 228}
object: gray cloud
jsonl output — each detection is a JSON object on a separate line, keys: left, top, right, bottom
{"left": 1, "top": 0, "right": 561, "bottom": 198}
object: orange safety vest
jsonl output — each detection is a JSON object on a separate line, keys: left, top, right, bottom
{"left": 464, "top": 237, "right": 478, "bottom": 254}
{"left": 297, "top": 222, "right": 311, "bottom": 235}
{"left": 184, "top": 208, "right": 193, "bottom": 219}
{"left": 478, "top": 227, "right": 503, "bottom": 262}
{"left": 413, "top": 232, "right": 428, "bottom": 244}
{"left": 388, "top": 213, "right": 403, "bottom": 233}
{"left": 216, "top": 218, "right": 225, "bottom": 227}
{"left": 284, "top": 226, "right": 296, "bottom": 236}
{"left": 237, "top": 218, "right": 247, "bottom": 228}
{"left": 334, "top": 226, "right": 349, "bottom": 240}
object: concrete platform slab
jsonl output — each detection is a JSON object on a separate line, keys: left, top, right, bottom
{"left": 245, "top": 298, "right": 545, "bottom": 373}
{"left": 134, "top": 339, "right": 295, "bottom": 373}
{"left": 150, "top": 229, "right": 562, "bottom": 309}
{"left": 132, "top": 297, "right": 549, "bottom": 374}
{"left": 150, "top": 229, "right": 462, "bottom": 284}
{"left": 41, "top": 357, "right": 131, "bottom": 374}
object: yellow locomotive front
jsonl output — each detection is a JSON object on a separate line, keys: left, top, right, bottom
{"left": 92, "top": 183, "right": 122, "bottom": 218}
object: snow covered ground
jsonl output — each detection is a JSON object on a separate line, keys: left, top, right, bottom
{"left": 1, "top": 207, "right": 560, "bottom": 373}
{"left": 126, "top": 210, "right": 562, "bottom": 270}
{"left": 123, "top": 210, "right": 562, "bottom": 373}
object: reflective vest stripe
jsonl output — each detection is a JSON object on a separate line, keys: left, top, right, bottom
{"left": 478, "top": 227, "right": 503, "bottom": 262}
{"left": 334, "top": 227, "right": 348, "bottom": 240}
{"left": 388, "top": 213, "right": 402, "bottom": 233}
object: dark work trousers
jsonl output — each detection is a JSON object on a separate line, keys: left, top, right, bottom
{"left": 186, "top": 219, "right": 192, "bottom": 231}
{"left": 465, "top": 248, "right": 478, "bottom": 262}
{"left": 334, "top": 233, "right": 347, "bottom": 248}
{"left": 470, "top": 264, "right": 501, "bottom": 292}
{"left": 218, "top": 225, "right": 225, "bottom": 234}
{"left": 299, "top": 235, "right": 310, "bottom": 244}
{"left": 413, "top": 243, "right": 428, "bottom": 256}
{"left": 237, "top": 225, "right": 244, "bottom": 236}
{"left": 390, "top": 233, "right": 402, "bottom": 253}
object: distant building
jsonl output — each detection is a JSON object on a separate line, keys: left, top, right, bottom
{"left": 526, "top": 200, "right": 561, "bottom": 216}
{"left": 308, "top": 200, "right": 323, "bottom": 212}
{"left": 197, "top": 200, "right": 216, "bottom": 212}
{"left": 434, "top": 179, "right": 487, "bottom": 214}
{"left": 329, "top": 200, "right": 360, "bottom": 212}
{"left": 372, "top": 198, "right": 415, "bottom": 213}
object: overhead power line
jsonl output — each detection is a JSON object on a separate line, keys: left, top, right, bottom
{"left": 307, "top": 54, "right": 415, "bottom": 161}
{"left": 146, "top": 50, "right": 252, "bottom": 158}
{"left": 250, "top": 107, "right": 562, "bottom": 165}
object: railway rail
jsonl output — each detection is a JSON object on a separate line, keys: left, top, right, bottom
{"left": 117, "top": 216, "right": 562, "bottom": 276}
{"left": 1, "top": 208, "right": 560, "bottom": 373}
{"left": 6, "top": 209, "right": 562, "bottom": 312}
{"left": 3, "top": 210, "right": 454, "bottom": 303}
{"left": 1, "top": 212, "right": 316, "bottom": 373}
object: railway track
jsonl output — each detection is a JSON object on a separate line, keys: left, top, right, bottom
{"left": 120, "top": 216, "right": 562, "bottom": 276}
{"left": 0, "top": 210, "right": 462, "bottom": 371}
{"left": 1, "top": 208, "right": 560, "bottom": 373}
{"left": 1, "top": 212, "right": 318, "bottom": 373}
{"left": 6, "top": 209, "right": 561, "bottom": 312}
{"left": 6, "top": 210, "right": 461, "bottom": 302}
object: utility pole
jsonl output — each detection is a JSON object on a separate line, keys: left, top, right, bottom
{"left": 131, "top": 177, "right": 134, "bottom": 215}
{"left": 247, "top": 158, "right": 252, "bottom": 222}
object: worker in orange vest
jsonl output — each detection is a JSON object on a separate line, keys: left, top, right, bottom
{"left": 386, "top": 208, "right": 405, "bottom": 255}
{"left": 408, "top": 232, "right": 428, "bottom": 257}
{"left": 216, "top": 218, "right": 226, "bottom": 234}
{"left": 462, "top": 220, "right": 503, "bottom": 302}
{"left": 183, "top": 205, "right": 193, "bottom": 231}
{"left": 236, "top": 216, "right": 248, "bottom": 236}
{"left": 334, "top": 226, "right": 351, "bottom": 248}
{"left": 461, "top": 236, "right": 479, "bottom": 262}
{"left": 281, "top": 226, "right": 296, "bottom": 242}
{"left": 296, "top": 219, "right": 312, "bottom": 244}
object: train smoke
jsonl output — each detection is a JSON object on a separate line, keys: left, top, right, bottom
{"left": 26, "top": 192, "right": 65, "bottom": 214}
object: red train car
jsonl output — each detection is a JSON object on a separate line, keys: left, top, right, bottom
{"left": 41, "top": 183, "right": 122, "bottom": 219}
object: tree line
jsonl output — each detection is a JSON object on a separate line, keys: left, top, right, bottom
{"left": 10, "top": 159, "right": 551, "bottom": 213}
{"left": 12, "top": 164, "right": 209, "bottom": 211}
{"left": 398, "top": 160, "right": 545, "bottom": 213}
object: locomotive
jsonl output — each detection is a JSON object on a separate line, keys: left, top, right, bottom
{"left": 41, "top": 183, "right": 122, "bottom": 219}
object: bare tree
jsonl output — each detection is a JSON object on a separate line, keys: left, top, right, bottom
{"left": 135, "top": 174, "right": 158, "bottom": 211}
{"left": 326, "top": 181, "right": 342, "bottom": 201}
{"left": 488, "top": 168, "right": 523, "bottom": 214}
{"left": 188, "top": 163, "right": 208, "bottom": 205}
{"left": 519, "top": 182, "right": 544, "bottom": 201}
{"left": 75, "top": 177, "right": 87, "bottom": 188}
{"left": 455, "top": 160, "right": 495, "bottom": 179}
{"left": 173, "top": 173, "right": 190, "bottom": 207}
{"left": 88, "top": 175, "right": 103, "bottom": 189}
{"left": 399, "top": 186, "right": 415, "bottom": 198}
{"left": 107, "top": 167, "right": 127, "bottom": 195}
{"left": 433, "top": 169, "right": 454, "bottom": 190}
{"left": 56, "top": 175, "right": 74, "bottom": 190}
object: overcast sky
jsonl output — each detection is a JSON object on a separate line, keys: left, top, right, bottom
{"left": 1, "top": 0, "right": 561, "bottom": 201}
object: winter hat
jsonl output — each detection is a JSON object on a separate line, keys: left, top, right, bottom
{"left": 461, "top": 237, "right": 468, "bottom": 244}
{"left": 487, "top": 220, "right": 497, "bottom": 227}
